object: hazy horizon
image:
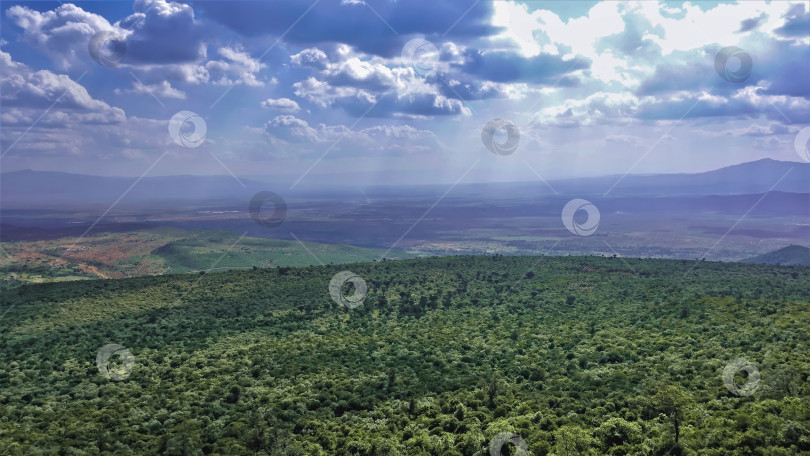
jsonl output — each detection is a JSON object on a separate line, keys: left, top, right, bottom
{"left": 3, "top": 155, "right": 808, "bottom": 188}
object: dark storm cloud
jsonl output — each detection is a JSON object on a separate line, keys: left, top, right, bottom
{"left": 637, "top": 41, "right": 810, "bottom": 99}
{"left": 195, "top": 0, "right": 499, "bottom": 57}
{"left": 119, "top": 1, "right": 207, "bottom": 64}
{"left": 434, "top": 76, "right": 505, "bottom": 101}
{"left": 635, "top": 55, "right": 715, "bottom": 96}
{"left": 455, "top": 49, "right": 589, "bottom": 85}
{"left": 737, "top": 14, "right": 767, "bottom": 33}
{"left": 774, "top": 3, "right": 810, "bottom": 38}
{"left": 595, "top": 10, "right": 664, "bottom": 61}
{"left": 334, "top": 89, "right": 468, "bottom": 118}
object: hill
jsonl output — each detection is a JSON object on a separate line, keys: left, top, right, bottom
{"left": 556, "top": 158, "right": 810, "bottom": 196}
{"left": 1, "top": 256, "right": 808, "bottom": 455}
{"left": 743, "top": 244, "right": 810, "bottom": 266}
{"left": 0, "top": 227, "right": 412, "bottom": 289}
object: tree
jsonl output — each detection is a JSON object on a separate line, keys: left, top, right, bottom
{"left": 487, "top": 371, "right": 499, "bottom": 407}
{"left": 648, "top": 385, "right": 694, "bottom": 445}
{"left": 595, "top": 417, "right": 641, "bottom": 450}
{"left": 554, "top": 425, "right": 597, "bottom": 456}
{"left": 767, "top": 366, "right": 801, "bottom": 398}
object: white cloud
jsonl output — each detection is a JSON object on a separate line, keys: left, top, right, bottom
{"left": 0, "top": 50, "right": 125, "bottom": 126}
{"left": 698, "top": 121, "right": 794, "bottom": 138}
{"left": 293, "top": 77, "right": 361, "bottom": 107}
{"left": 116, "top": 80, "right": 186, "bottom": 99}
{"left": 291, "top": 47, "right": 471, "bottom": 117}
{"left": 205, "top": 46, "right": 267, "bottom": 86}
{"left": 290, "top": 47, "right": 330, "bottom": 70}
{"left": 260, "top": 98, "right": 301, "bottom": 112}
{"left": 264, "top": 115, "right": 441, "bottom": 155}
{"left": 535, "top": 91, "right": 640, "bottom": 127}
{"left": 6, "top": 4, "right": 113, "bottom": 70}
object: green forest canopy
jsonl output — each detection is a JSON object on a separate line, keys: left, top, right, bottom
{"left": 1, "top": 255, "right": 808, "bottom": 455}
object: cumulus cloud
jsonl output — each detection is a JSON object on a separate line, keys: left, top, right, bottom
{"left": 261, "top": 98, "right": 301, "bottom": 112}
{"left": 0, "top": 50, "right": 125, "bottom": 126}
{"left": 6, "top": 4, "right": 113, "bottom": 70}
{"left": 290, "top": 46, "right": 472, "bottom": 117}
{"left": 6, "top": 1, "right": 207, "bottom": 69}
{"left": 118, "top": 0, "right": 206, "bottom": 65}
{"left": 205, "top": 46, "right": 267, "bottom": 86}
{"left": 264, "top": 114, "right": 441, "bottom": 155}
{"left": 438, "top": 77, "right": 525, "bottom": 101}
{"left": 774, "top": 3, "right": 810, "bottom": 38}
{"left": 738, "top": 14, "right": 768, "bottom": 33}
{"left": 455, "top": 48, "right": 588, "bottom": 85}
{"left": 265, "top": 115, "right": 324, "bottom": 142}
{"left": 2, "top": 0, "right": 808, "bottom": 178}
{"left": 536, "top": 85, "right": 810, "bottom": 127}
{"left": 196, "top": 0, "right": 498, "bottom": 57}
{"left": 699, "top": 121, "right": 794, "bottom": 138}
{"left": 290, "top": 48, "right": 330, "bottom": 70}
{"left": 5, "top": 1, "right": 273, "bottom": 90}
{"left": 534, "top": 91, "right": 640, "bottom": 127}
{"left": 116, "top": 80, "right": 186, "bottom": 99}
{"left": 293, "top": 77, "right": 361, "bottom": 107}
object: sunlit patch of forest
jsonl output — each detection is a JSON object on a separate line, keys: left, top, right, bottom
{"left": 1, "top": 255, "right": 808, "bottom": 455}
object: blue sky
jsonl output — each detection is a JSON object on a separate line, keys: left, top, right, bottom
{"left": 1, "top": 0, "right": 808, "bottom": 187}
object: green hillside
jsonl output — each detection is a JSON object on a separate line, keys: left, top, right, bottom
{"left": 0, "top": 228, "right": 413, "bottom": 289}
{"left": 743, "top": 244, "right": 810, "bottom": 266}
{"left": 150, "top": 230, "right": 411, "bottom": 272}
{"left": 1, "top": 256, "right": 808, "bottom": 455}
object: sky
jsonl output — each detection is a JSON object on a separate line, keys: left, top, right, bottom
{"left": 0, "top": 0, "right": 808, "bottom": 187}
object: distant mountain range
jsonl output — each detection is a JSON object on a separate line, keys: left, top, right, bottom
{"left": 1, "top": 158, "right": 808, "bottom": 208}
{"left": 541, "top": 158, "right": 809, "bottom": 196}
{"left": 0, "top": 171, "right": 267, "bottom": 208}
{"left": 743, "top": 245, "right": 810, "bottom": 266}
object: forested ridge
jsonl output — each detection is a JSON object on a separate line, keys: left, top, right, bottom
{"left": 1, "top": 255, "right": 808, "bottom": 455}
